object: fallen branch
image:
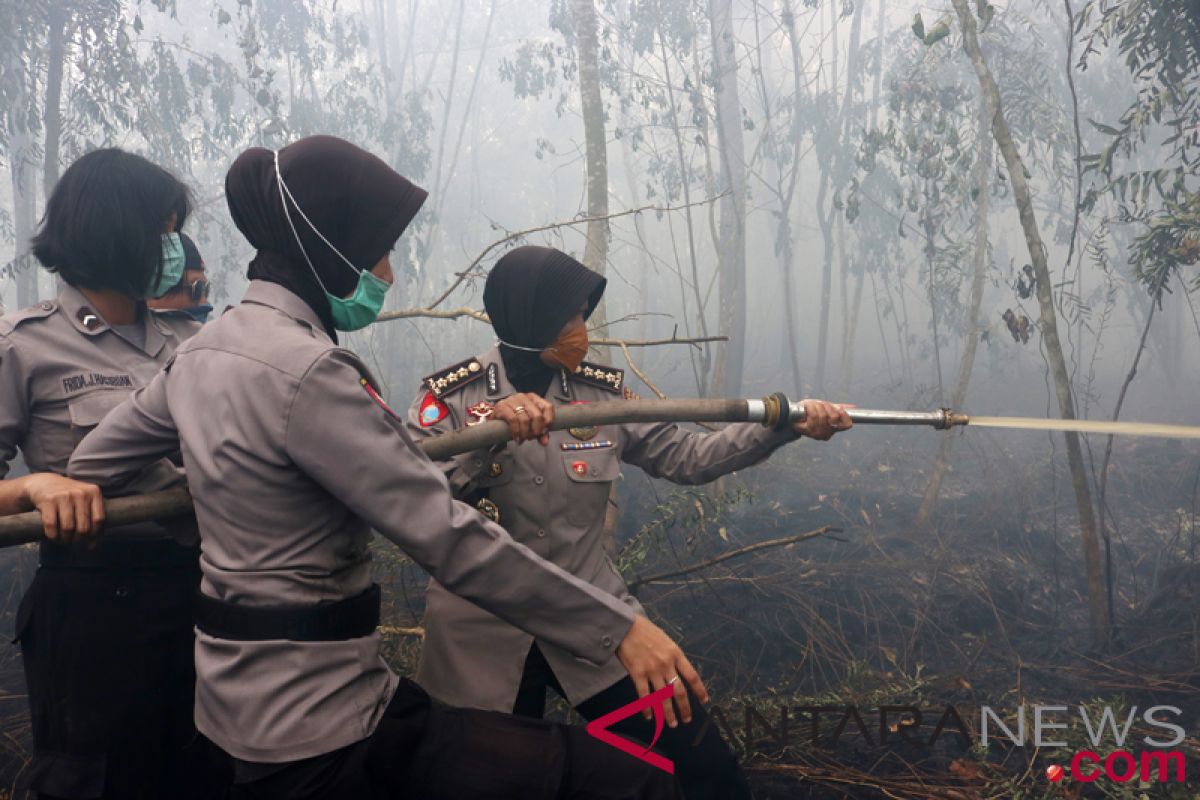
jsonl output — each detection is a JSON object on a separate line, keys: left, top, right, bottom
{"left": 628, "top": 526, "right": 841, "bottom": 590}
{"left": 374, "top": 307, "right": 728, "bottom": 350}
{"left": 422, "top": 193, "right": 729, "bottom": 310}
{"left": 376, "top": 306, "right": 489, "bottom": 324}
{"left": 619, "top": 341, "right": 720, "bottom": 431}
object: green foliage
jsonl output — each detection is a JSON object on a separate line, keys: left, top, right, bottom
{"left": 855, "top": 35, "right": 983, "bottom": 336}
{"left": 1078, "top": 0, "right": 1200, "bottom": 292}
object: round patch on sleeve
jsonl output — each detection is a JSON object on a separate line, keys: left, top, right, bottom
{"left": 419, "top": 392, "right": 451, "bottom": 427}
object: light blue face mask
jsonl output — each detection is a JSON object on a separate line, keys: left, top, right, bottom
{"left": 146, "top": 233, "right": 187, "bottom": 299}
{"left": 273, "top": 150, "right": 392, "bottom": 331}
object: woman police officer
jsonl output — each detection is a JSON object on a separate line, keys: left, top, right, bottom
{"left": 68, "top": 135, "right": 707, "bottom": 799}
{"left": 0, "top": 149, "right": 226, "bottom": 798}
{"left": 406, "top": 246, "right": 852, "bottom": 799}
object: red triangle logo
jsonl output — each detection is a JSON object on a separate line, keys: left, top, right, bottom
{"left": 585, "top": 683, "right": 676, "bottom": 774}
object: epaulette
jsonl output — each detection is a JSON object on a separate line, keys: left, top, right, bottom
{"left": 422, "top": 356, "right": 485, "bottom": 399}
{"left": 569, "top": 361, "right": 624, "bottom": 393}
{"left": 0, "top": 299, "right": 58, "bottom": 336}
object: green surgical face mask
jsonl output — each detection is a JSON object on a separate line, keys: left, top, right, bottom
{"left": 145, "top": 233, "right": 186, "bottom": 299}
{"left": 328, "top": 267, "right": 391, "bottom": 331}
{"left": 273, "top": 149, "right": 393, "bottom": 332}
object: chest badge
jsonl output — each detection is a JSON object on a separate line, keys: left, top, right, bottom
{"left": 571, "top": 461, "right": 588, "bottom": 477}
{"left": 467, "top": 401, "right": 496, "bottom": 427}
{"left": 477, "top": 498, "right": 501, "bottom": 524}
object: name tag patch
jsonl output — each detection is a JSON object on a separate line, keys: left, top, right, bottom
{"left": 62, "top": 373, "right": 133, "bottom": 394}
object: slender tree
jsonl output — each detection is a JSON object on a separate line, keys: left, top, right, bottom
{"left": 950, "top": 0, "right": 1109, "bottom": 645}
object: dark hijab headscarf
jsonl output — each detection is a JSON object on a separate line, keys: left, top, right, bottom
{"left": 483, "top": 246, "right": 606, "bottom": 394}
{"left": 225, "top": 135, "right": 427, "bottom": 339}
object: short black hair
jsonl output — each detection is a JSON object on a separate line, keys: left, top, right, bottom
{"left": 31, "top": 148, "right": 192, "bottom": 296}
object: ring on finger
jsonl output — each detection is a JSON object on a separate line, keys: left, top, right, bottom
{"left": 514, "top": 406, "right": 527, "bottom": 415}
{"left": 668, "top": 675, "right": 679, "bottom": 685}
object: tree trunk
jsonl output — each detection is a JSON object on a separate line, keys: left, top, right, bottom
{"left": 916, "top": 94, "right": 992, "bottom": 527}
{"left": 43, "top": 7, "right": 66, "bottom": 197}
{"left": 9, "top": 45, "right": 38, "bottom": 309}
{"left": 658, "top": 39, "right": 710, "bottom": 396}
{"left": 772, "top": 0, "right": 807, "bottom": 396}
{"left": 835, "top": 0, "right": 864, "bottom": 394}
{"left": 813, "top": 0, "right": 837, "bottom": 395}
{"left": 842, "top": 0, "right": 886, "bottom": 394}
{"left": 570, "top": 0, "right": 620, "bottom": 538}
{"left": 950, "top": 0, "right": 1109, "bottom": 646}
{"left": 709, "top": 0, "right": 747, "bottom": 398}
{"left": 571, "top": 0, "right": 610, "bottom": 327}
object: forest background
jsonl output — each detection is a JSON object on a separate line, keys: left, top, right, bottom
{"left": 1, "top": 0, "right": 1198, "bottom": 795}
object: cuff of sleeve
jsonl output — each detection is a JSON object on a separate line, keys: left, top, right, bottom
{"left": 758, "top": 422, "right": 803, "bottom": 448}
{"left": 575, "top": 604, "right": 636, "bottom": 667}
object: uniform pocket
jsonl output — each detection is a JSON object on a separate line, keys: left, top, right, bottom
{"left": 67, "top": 389, "right": 132, "bottom": 446}
{"left": 560, "top": 447, "right": 621, "bottom": 483}
{"left": 561, "top": 448, "right": 620, "bottom": 528}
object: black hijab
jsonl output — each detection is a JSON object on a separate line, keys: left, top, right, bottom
{"left": 483, "top": 246, "right": 606, "bottom": 394}
{"left": 225, "top": 135, "right": 427, "bottom": 339}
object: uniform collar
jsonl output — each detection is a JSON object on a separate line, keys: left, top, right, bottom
{"left": 552, "top": 367, "right": 573, "bottom": 401}
{"left": 241, "top": 280, "right": 330, "bottom": 340}
{"left": 481, "top": 344, "right": 574, "bottom": 401}
{"left": 58, "top": 284, "right": 169, "bottom": 357}
{"left": 59, "top": 284, "right": 109, "bottom": 336}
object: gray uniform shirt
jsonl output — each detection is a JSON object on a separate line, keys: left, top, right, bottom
{"left": 0, "top": 286, "right": 196, "bottom": 510}
{"left": 68, "top": 281, "right": 637, "bottom": 764}
{"left": 408, "top": 346, "right": 799, "bottom": 711}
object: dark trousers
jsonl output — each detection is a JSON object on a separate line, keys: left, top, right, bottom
{"left": 230, "top": 678, "right": 681, "bottom": 799}
{"left": 513, "top": 644, "right": 753, "bottom": 800}
{"left": 16, "top": 552, "right": 231, "bottom": 799}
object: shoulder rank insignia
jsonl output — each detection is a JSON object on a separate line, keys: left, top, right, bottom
{"left": 422, "top": 357, "right": 485, "bottom": 399}
{"left": 363, "top": 379, "right": 405, "bottom": 423}
{"left": 418, "top": 391, "right": 451, "bottom": 427}
{"left": 569, "top": 361, "right": 624, "bottom": 394}
{"left": 0, "top": 299, "right": 57, "bottom": 336}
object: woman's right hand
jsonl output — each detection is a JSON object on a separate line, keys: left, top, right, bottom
{"left": 616, "top": 615, "right": 708, "bottom": 729}
{"left": 493, "top": 392, "right": 556, "bottom": 445}
{"left": 19, "top": 473, "right": 106, "bottom": 542}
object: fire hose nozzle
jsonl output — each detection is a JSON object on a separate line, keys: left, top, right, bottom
{"left": 756, "top": 395, "right": 970, "bottom": 431}
{"left": 943, "top": 409, "right": 971, "bottom": 429}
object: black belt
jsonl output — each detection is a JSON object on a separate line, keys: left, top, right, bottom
{"left": 39, "top": 535, "right": 198, "bottom": 570}
{"left": 194, "top": 584, "right": 381, "bottom": 642}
